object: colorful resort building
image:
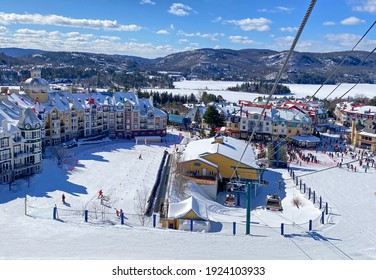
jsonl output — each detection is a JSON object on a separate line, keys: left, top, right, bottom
{"left": 179, "top": 134, "right": 265, "bottom": 200}
{"left": 0, "top": 67, "right": 167, "bottom": 184}
{"left": 351, "top": 119, "right": 376, "bottom": 153}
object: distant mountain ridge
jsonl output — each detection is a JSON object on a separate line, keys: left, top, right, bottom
{"left": 0, "top": 47, "right": 46, "bottom": 57}
{"left": 0, "top": 47, "right": 375, "bottom": 84}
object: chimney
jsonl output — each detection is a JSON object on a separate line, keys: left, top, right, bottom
{"left": 2, "top": 119, "right": 7, "bottom": 133}
{"left": 19, "top": 108, "right": 25, "bottom": 121}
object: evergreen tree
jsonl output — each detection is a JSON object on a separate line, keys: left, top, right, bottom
{"left": 203, "top": 105, "right": 224, "bottom": 129}
{"left": 193, "top": 108, "right": 201, "bottom": 124}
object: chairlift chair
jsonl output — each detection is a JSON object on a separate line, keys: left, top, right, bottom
{"left": 265, "top": 194, "right": 283, "bottom": 211}
{"left": 224, "top": 194, "right": 236, "bottom": 207}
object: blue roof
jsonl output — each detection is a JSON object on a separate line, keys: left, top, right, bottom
{"left": 169, "top": 114, "right": 190, "bottom": 124}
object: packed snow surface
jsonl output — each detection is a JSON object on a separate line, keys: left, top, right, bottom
{"left": 0, "top": 129, "right": 375, "bottom": 260}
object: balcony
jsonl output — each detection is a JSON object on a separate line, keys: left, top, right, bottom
{"left": 14, "top": 162, "right": 35, "bottom": 170}
{"left": 14, "top": 151, "right": 31, "bottom": 158}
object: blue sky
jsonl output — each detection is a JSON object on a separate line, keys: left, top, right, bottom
{"left": 0, "top": 0, "right": 375, "bottom": 58}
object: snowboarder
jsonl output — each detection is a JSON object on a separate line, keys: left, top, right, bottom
{"left": 62, "top": 194, "right": 66, "bottom": 204}
{"left": 139, "top": 154, "right": 142, "bottom": 160}
{"left": 98, "top": 189, "right": 103, "bottom": 199}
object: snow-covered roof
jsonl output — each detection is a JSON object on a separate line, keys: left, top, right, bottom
{"left": 168, "top": 196, "right": 208, "bottom": 220}
{"left": 272, "top": 108, "right": 311, "bottom": 123}
{"left": 17, "top": 107, "right": 42, "bottom": 129}
{"left": 182, "top": 136, "right": 259, "bottom": 169}
{"left": 290, "top": 135, "right": 321, "bottom": 143}
{"left": 338, "top": 102, "right": 376, "bottom": 115}
{"left": 113, "top": 92, "right": 138, "bottom": 107}
{"left": 24, "top": 77, "right": 49, "bottom": 87}
{"left": 0, "top": 108, "right": 21, "bottom": 135}
{"left": 358, "top": 131, "right": 376, "bottom": 138}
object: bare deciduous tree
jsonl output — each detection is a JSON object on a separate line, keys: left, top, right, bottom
{"left": 292, "top": 196, "right": 303, "bottom": 209}
{"left": 135, "top": 188, "right": 149, "bottom": 226}
{"left": 171, "top": 153, "right": 188, "bottom": 199}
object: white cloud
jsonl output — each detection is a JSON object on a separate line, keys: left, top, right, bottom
{"left": 0, "top": 12, "right": 141, "bottom": 31}
{"left": 340, "top": 16, "right": 365, "bottom": 25}
{"left": 157, "top": 29, "right": 170, "bottom": 35}
{"left": 140, "top": 0, "right": 156, "bottom": 5}
{"left": 213, "top": 16, "right": 223, "bottom": 23}
{"left": 168, "top": 3, "right": 193, "bottom": 16}
{"left": 14, "top": 29, "right": 49, "bottom": 37}
{"left": 178, "top": 30, "right": 221, "bottom": 41}
{"left": 226, "top": 17, "right": 272, "bottom": 31}
{"left": 65, "top": 32, "right": 81, "bottom": 37}
{"left": 352, "top": 0, "right": 376, "bottom": 14}
{"left": 280, "top": 26, "right": 298, "bottom": 32}
{"left": 228, "top": 35, "right": 255, "bottom": 44}
{"left": 3, "top": 28, "right": 177, "bottom": 58}
{"left": 274, "top": 35, "right": 294, "bottom": 48}
{"left": 325, "top": 33, "right": 362, "bottom": 46}
{"left": 100, "top": 35, "right": 121, "bottom": 41}
{"left": 0, "top": 26, "right": 7, "bottom": 33}
{"left": 324, "top": 33, "right": 376, "bottom": 51}
{"left": 323, "top": 21, "right": 336, "bottom": 26}
{"left": 276, "top": 6, "right": 294, "bottom": 13}
{"left": 257, "top": 6, "right": 294, "bottom": 13}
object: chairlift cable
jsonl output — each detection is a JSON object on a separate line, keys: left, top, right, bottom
{"left": 312, "top": 20, "right": 376, "bottom": 100}
{"left": 262, "top": 21, "right": 376, "bottom": 162}
{"left": 230, "top": 0, "right": 318, "bottom": 181}
{"left": 325, "top": 46, "right": 376, "bottom": 100}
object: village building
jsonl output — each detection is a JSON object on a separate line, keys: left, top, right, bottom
{"left": 351, "top": 119, "right": 376, "bottom": 152}
{"left": 179, "top": 134, "right": 264, "bottom": 199}
{"left": 335, "top": 102, "right": 376, "bottom": 127}
{"left": 166, "top": 196, "right": 210, "bottom": 231}
{"left": 0, "top": 103, "right": 42, "bottom": 184}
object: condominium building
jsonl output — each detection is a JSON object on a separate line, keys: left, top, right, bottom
{"left": 335, "top": 102, "right": 376, "bottom": 127}
{"left": 0, "top": 103, "right": 42, "bottom": 184}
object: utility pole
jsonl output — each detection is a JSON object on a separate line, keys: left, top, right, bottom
{"left": 246, "top": 181, "right": 251, "bottom": 235}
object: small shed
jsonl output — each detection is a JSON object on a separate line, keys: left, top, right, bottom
{"left": 167, "top": 196, "right": 210, "bottom": 231}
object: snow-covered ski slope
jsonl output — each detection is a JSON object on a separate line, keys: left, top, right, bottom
{"left": 1, "top": 128, "right": 376, "bottom": 260}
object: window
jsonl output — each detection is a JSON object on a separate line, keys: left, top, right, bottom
{"left": 194, "top": 162, "right": 201, "bottom": 167}
{"left": 0, "top": 138, "right": 9, "bottom": 148}
{"left": 0, "top": 149, "right": 11, "bottom": 161}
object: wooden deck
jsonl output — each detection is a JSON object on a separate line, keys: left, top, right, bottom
{"left": 186, "top": 176, "right": 217, "bottom": 185}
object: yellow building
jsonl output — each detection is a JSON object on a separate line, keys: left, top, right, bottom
{"left": 351, "top": 120, "right": 376, "bottom": 152}
{"left": 181, "top": 135, "right": 263, "bottom": 182}
{"left": 166, "top": 196, "right": 210, "bottom": 231}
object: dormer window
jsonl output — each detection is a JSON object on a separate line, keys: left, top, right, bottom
{"left": 25, "top": 124, "right": 31, "bottom": 129}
